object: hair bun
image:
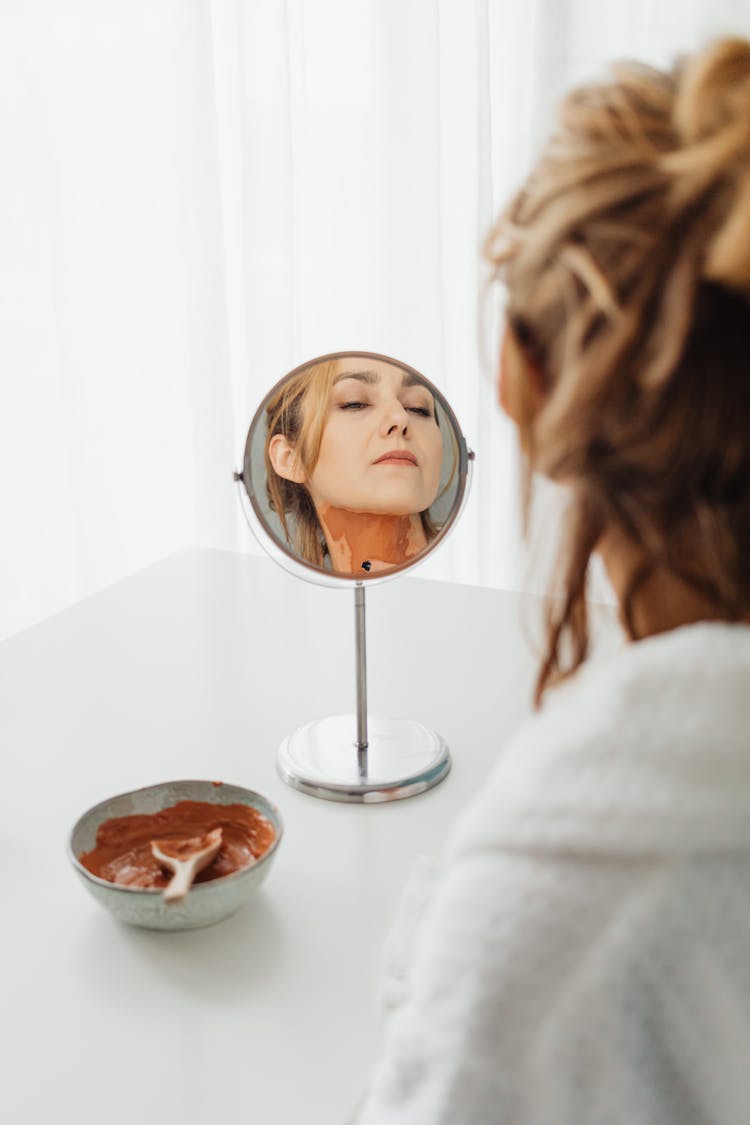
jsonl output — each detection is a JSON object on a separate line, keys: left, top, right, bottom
{"left": 675, "top": 38, "right": 750, "bottom": 144}
{"left": 673, "top": 39, "right": 750, "bottom": 291}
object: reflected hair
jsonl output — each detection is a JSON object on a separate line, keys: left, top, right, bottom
{"left": 264, "top": 360, "right": 444, "bottom": 567}
{"left": 485, "top": 37, "right": 750, "bottom": 704}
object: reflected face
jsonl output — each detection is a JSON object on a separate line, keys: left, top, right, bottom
{"left": 305, "top": 360, "right": 444, "bottom": 516}
{"left": 245, "top": 351, "right": 469, "bottom": 580}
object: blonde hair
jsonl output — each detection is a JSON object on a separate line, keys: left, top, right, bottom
{"left": 486, "top": 38, "right": 750, "bottom": 704}
{"left": 264, "top": 358, "right": 445, "bottom": 568}
{"left": 264, "top": 361, "right": 337, "bottom": 568}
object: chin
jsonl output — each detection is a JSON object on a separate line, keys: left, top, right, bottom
{"left": 365, "top": 504, "right": 420, "bottom": 518}
{"left": 367, "top": 492, "right": 427, "bottom": 516}
{"left": 338, "top": 506, "right": 411, "bottom": 518}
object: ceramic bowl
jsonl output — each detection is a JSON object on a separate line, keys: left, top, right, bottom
{"left": 68, "top": 779, "right": 283, "bottom": 931}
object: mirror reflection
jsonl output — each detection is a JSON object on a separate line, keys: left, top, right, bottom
{"left": 240, "top": 352, "right": 468, "bottom": 580}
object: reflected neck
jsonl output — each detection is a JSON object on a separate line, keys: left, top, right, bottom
{"left": 315, "top": 506, "right": 428, "bottom": 574}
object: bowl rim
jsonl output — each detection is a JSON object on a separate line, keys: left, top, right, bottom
{"left": 67, "top": 778, "right": 284, "bottom": 896}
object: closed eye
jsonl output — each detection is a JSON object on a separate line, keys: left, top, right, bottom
{"left": 404, "top": 404, "right": 433, "bottom": 418}
{"left": 339, "top": 401, "right": 369, "bottom": 411}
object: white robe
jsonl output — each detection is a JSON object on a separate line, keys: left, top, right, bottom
{"left": 356, "top": 622, "right": 750, "bottom": 1124}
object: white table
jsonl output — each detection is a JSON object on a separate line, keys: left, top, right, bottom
{"left": 2, "top": 548, "right": 586, "bottom": 1124}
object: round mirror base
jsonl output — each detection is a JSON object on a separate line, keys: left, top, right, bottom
{"left": 277, "top": 714, "right": 451, "bottom": 803}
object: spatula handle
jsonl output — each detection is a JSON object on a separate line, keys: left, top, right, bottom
{"left": 162, "top": 861, "right": 196, "bottom": 903}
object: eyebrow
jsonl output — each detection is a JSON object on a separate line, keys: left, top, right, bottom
{"left": 333, "top": 370, "right": 379, "bottom": 386}
{"left": 333, "top": 369, "right": 427, "bottom": 389}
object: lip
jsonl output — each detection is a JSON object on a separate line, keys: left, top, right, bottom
{"left": 373, "top": 450, "right": 418, "bottom": 466}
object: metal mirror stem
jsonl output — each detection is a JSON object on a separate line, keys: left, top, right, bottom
{"left": 275, "top": 569, "right": 451, "bottom": 802}
{"left": 355, "top": 584, "right": 368, "bottom": 776}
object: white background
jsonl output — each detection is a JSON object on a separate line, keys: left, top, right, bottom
{"left": 2, "top": 0, "right": 749, "bottom": 641}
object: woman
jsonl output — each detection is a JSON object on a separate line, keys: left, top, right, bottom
{"left": 265, "top": 355, "right": 446, "bottom": 574}
{"left": 357, "top": 38, "right": 750, "bottom": 1123}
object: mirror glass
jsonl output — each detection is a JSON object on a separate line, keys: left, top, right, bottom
{"left": 237, "top": 351, "right": 471, "bottom": 584}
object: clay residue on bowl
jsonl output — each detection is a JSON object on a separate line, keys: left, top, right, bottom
{"left": 79, "top": 800, "right": 276, "bottom": 889}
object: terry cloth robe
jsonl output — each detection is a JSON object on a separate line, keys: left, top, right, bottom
{"left": 356, "top": 622, "right": 750, "bottom": 1125}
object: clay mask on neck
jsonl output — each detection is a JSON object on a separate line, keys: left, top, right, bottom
{"left": 315, "top": 506, "right": 428, "bottom": 574}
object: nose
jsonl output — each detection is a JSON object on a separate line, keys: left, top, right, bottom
{"left": 380, "top": 398, "right": 410, "bottom": 438}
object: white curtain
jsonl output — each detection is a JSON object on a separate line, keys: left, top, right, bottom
{"left": 3, "top": 0, "right": 749, "bottom": 641}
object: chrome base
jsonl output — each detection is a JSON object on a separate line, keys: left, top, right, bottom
{"left": 277, "top": 714, "right": 451, "bottom": 803}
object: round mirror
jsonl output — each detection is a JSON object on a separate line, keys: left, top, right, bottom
{"left": 236, "top": 351, "right": 471, "bottom": 586}
{"left": 234, "top": 351, "right": 473, "bottom": 803}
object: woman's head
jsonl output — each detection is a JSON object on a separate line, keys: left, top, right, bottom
{"left": 486, "top": 37, "right": 750, "bottom": 703}
{"left": 264, "top": 357, "right": 445, "bottom": 568}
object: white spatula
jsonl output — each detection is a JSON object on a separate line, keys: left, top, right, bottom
{"left": 150, "top": 827, "right": 223, "bottom": 904}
